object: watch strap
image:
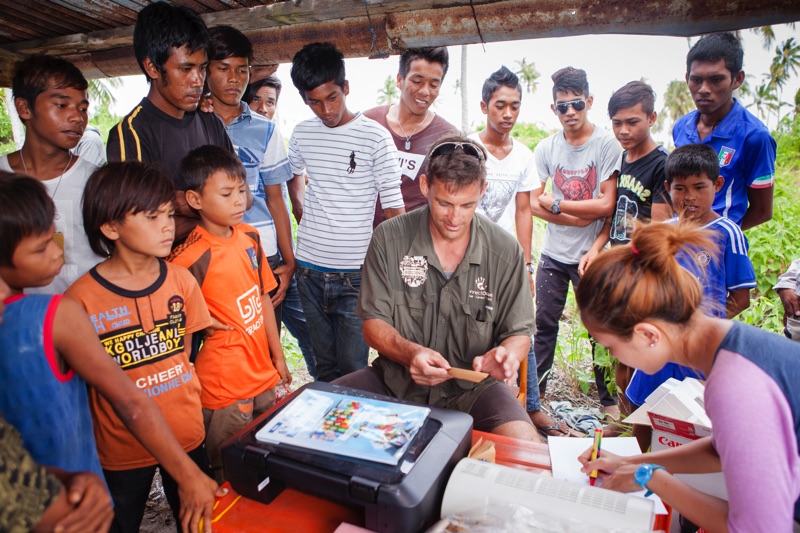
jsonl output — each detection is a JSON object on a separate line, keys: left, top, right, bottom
{"left": 635, "top": 463, "right": 665, "bottom": 497}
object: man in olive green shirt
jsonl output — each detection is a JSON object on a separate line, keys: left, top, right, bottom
{"left": 335, "top": 135, "right": 540, "bottom": 441}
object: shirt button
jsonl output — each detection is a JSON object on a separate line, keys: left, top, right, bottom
{"left": 444, "top": 287, "right": 449, "bottom": 291}
{"left": 440, "top": 318, "right": 446, "bottom": 324}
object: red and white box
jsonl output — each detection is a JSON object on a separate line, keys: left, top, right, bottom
{"left": 626, "top": 378, "right": 727, "bottom": 500}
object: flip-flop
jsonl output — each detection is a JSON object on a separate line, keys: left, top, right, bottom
{"left": 535, "top": 420, "right": 570, "bottom": 438}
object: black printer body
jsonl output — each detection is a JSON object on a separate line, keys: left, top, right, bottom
{"left": 221, "top": 381, "right": 473, "bottom": 533}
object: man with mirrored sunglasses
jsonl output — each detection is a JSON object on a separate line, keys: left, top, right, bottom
{"left": 335, "top": 135, "right": 541, "bottom": 442}
{"left": 530, "top": 67, "right": 622, "bottom": 422}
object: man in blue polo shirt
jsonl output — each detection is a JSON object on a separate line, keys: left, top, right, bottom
{"left": 673, "top": 32, "right": 776, "bottom": 231}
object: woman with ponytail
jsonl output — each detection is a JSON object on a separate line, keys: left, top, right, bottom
{"left": 577, "top": 221, "right": 800, "bottom": 532}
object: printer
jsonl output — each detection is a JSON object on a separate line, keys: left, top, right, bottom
{"left": 221, "top": 381, "right": 473, "bottom": 533}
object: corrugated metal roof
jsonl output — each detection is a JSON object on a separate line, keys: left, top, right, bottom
{"left": 0, "top": 0, "right": 798, "bottom": 86}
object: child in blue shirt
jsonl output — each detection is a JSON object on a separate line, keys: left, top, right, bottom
{"left": 626, "top": 143, "right": 755, "bottom": 408}
{"left": 0, "top": 172, "right": 222, "bottom": 533}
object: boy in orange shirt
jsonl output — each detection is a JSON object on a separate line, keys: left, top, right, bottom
{"left": 66, "top": 162, "right": 217, "bottom": 532}
{"left": 169, "top": 145, "right": 291, "bottom": 482}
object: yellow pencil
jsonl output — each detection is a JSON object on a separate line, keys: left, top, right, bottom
{"left": 589, "top": 428, "right": 602, "bottom": 486}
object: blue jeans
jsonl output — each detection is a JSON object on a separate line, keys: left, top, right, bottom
{"left": 525, "top": 340, "right": 542, "bottom": 412}
{"left": 295, "top": 265, "right": 369, "bottom": 382}
{"left": 268, "top": 255, "right": 317, "bottom": 379}
{"left": 282, "top": 275, "right": 318, "bottom": 379}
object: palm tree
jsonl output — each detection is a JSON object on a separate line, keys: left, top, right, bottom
{"left": 768, "top": 38, "right": 800, "bottom": 124}
{"left": 660, "top": 80, "right": 693, "bottom": 136}
{"left": 750, "top": 26, "right": 777, "bottom": 51}
{"left": 460, "top": 45, "right": 468, "bottom": 132}
{"left": 515, "top": 58, "right": 540, "bottom": 94}
{"left": 747, "top": 82, "right": 780, "bottom": 127}
{"left": 376, "top": 75, "right": 398, "bottom": 105}
{"left": 89, "top": 78, "right": 122, "bottom": 110}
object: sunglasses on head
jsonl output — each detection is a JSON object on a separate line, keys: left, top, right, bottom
{"left": 429, "top": 141, "right": 485, "bottom": 161}
{"left": 554, "top": 99, "right": 587, "bottom": 115}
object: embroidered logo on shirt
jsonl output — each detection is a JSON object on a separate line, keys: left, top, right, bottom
{"left": 695, "top": 250, "right": 712, "bottom": 267}
{"left": 348, "top": 151, "right": 357, "bottom": 174}
{"left": 168, "top": 296, "right": 184, "bottom": 314}
{"left": 469, "top": 277, "right": 493, "bottom": 302}
{"left": 400, "top": 255, "right": 428, "bottom": 287}
{"left": 718, "top": 147, "right": 735, "bottom": 167}
{"left": 246, "top": 247, "right": 258, "bottom": 270}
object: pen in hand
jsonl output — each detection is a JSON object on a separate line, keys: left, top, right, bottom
{"left": 589, "top": 428, "right": 602, "bottom": 486}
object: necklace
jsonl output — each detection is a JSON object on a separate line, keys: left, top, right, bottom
{"left": 19, "top": 150, "right": 73, "bottom": 199}
{"left": 397, "top": 109, "right": 430, "bottom": 151}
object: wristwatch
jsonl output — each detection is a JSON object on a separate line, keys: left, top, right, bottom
{"left": 551, "top": 198, "right": 562, "bottom": 215}
{"left": 634, "top": 463, "right": 666, "bottom": 497}
{"left": 526, "top": 262, "right": 535, "bottom": 275}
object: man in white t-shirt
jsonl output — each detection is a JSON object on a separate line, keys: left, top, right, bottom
{"left": 531, "top": 67, "right": 622, "bottom": 419}
{"left": 288, "top": 42, "right": 405, "bottom": 382}
{"left": 469, "top": 66, "right": 568, "bottom": 436}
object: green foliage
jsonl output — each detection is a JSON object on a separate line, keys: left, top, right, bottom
{"left": 88, "top": 101, "right": 121, "bottom": 145}
{"left": 775, "top": 116, "right": 800, "bottom": 170}
{"left": 376, "top": 75, "right": 399, "bottom": 106}
{"left": 737, "top": 294, "right": 784, "bottom": 334}
{"left": 510, "top": 122, "right": 552, "bottom": 152}
{"left": 552, "top": 289, "right": 619, "bottom": 399}
{"left": 0, "top": 89, "right": 12, "bottom": 144}
{"left": 281, "top": 328, "right": 306, "bottom": 377}
{"left": 744, "top": 175, "right": 800, "bottom": 295}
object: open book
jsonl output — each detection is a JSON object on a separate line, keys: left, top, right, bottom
{"left": 441, "top": 458, "right": 655, "bottom": 531}
{"left": 255, "top": 388, "right": 430, "bottom": 465}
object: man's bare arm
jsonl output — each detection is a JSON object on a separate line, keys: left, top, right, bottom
{"left": 288, "top": 174, "right": 306, "bottom": 222}
{"left": 530, "top": 185, "right": 593, "bottom": 227}
{"left": 362, "top": 318, "right": 451, "bottom": 386}
{"left": 741, "top": 185, "right": 773, "bottom": 231}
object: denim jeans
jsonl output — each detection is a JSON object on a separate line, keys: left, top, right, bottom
{"left": 282, "top": 275, "right": 318, "bottom": 379}
{"left": 525, "top": 340, "right": 542, "bottom": 412}
{"left": 268, "top": 256, "right": 318, "bottom": 379}
{"left": 534, "top": 253, "right": 617, "bottom": 407}
{"left": 295, "top": 265, "right": 369, "bottom": 382}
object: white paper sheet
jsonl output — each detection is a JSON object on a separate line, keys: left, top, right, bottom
{"left": 548, "top": 436, "right": 668, "bottom": 514}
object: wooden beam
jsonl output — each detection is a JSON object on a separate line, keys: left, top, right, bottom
{"left": 1, "top": 0, "right": 799, "bottom": 87}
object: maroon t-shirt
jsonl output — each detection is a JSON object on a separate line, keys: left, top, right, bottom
{"left": 364, "top": 105, "right": 458, "bottom": 227}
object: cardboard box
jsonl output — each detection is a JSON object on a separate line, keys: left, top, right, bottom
{"left": 626, "top": 378, "right": 727, "bottom": 500}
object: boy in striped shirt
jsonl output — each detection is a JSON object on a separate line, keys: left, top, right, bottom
{"left": 288, "top": 42, "right": 405, "bottom": 382}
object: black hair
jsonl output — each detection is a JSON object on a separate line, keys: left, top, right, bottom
{"left": 290, "top": 42, "right": 345, "bottom": 99}
{"left": 133, "top": 1, "right": 210, "bottom": 82}
{"left": 608, "top": 80, "right": 656, "bottom": 118}
{"left": 686, "top": 32, "right": 743, "bottom": 77}
{"left": 0, "top": 172, "right": 55, "bottom": 267}
{"left": 425, "top": 135, "right": 487, "bottom": 190}
{"left": 665, "top": 144, "right": 721, "bottom": 186}
{"left": 551, "top": 66, "right": 589, "bottom": 100}
{"left": 208, "top": 25, "right": 252, "bottom": 62}
{"left": 177, "top": 145, "right": 246, "bottom": 193}
{"left": 82, "top": 162, "right": 176, "bottom": 257}
{"left": 243, "top": 75, "right": 282, "bottom": 105}
{"left": 481, "top": 66, "right": 522, "bottom": 104}
{"left": 12, "top": 55, "right": 88, "bottom": 112}
{"left": 398, "top": 47, "right": 450, "bottom": 79}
